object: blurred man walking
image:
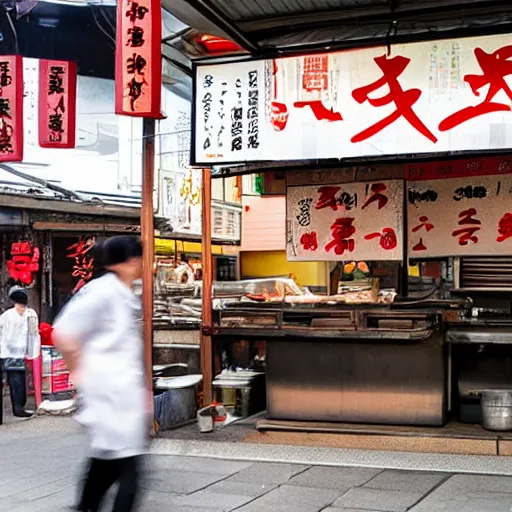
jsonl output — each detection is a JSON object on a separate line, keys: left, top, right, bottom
{"left": 54, "top": 236, "right": 149, "bottom": 512}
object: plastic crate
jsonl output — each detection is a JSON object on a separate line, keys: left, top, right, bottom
{"left": 51, "top": 372, "right": 73, "bottom": 394}
{"left": 41, "top": 346, "right": 75, "bottom": 395}
{"left": 51, "top": 358, "right": 68, "bottom": 374}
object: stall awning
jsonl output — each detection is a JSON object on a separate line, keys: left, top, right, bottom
{"left": 164, "top": 0, "right": 512, "bottom": 56}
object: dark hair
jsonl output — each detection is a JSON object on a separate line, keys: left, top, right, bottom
{"left": 10, "top": 290, "right": 28, "bottom": 305}
{"left": 97, "top": 236, "right": 143, "bottom": 267}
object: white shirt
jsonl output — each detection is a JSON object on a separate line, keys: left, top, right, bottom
{"left": 53, "top": 272, "right": 148, "bottom": 459}
{"left": 0, "top": 307, "right": 40, "bottom": 360}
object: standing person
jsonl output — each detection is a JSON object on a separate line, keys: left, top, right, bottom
{"left": 53, "top": 236, "right": 149, "bottom": 512}
{"left": 0, "top": 286, "right": 40, "bottom": 418}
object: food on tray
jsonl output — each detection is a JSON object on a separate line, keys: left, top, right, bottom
{"left": 357, "top": 261, "right": 370, "bottom": 273}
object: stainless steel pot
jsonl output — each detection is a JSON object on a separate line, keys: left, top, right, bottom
{"left": 481, "top": 390, "right": 512, "bottom": 432}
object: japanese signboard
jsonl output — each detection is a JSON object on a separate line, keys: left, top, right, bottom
{"left": 194, "top": 34, "right": 512, "bottom": 164}
{"left": 287, "top": 180, "right": 404, "bottom": 261}
{"left": 115, "top": 0, "right": 161, "bottom": 117}
{"left": 162, "top": 168, "right": 202, "bottom": 236}
{"left": 7, "top": 242, "right": 40, "bottom": 286}
{"left": 66, "top": 236, "right": 95, "bottom": 294}
{"left": 38, "top": 59, "right": 77, "bottom": 148}
{"left": 0, "top": 55, "right": 23, "bottom": 162}
{"left": 160, "top": 169, "right": 241, "bottom": 242}
{"left": 408, "top": 169, "right": 512, "bottom": 258}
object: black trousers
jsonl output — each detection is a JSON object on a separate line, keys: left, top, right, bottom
{"left": 6, "top": 369, "right": 27, "bottom": 416}
{"left": 78, "top": 456, "right": 141, "bottom": 512}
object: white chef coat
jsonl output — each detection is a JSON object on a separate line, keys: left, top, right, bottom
{"left": 0, "top": 307, "right": 40, "bottom": 361}
{"left": 53, "top": 272, "right": 148, "bottom": 460}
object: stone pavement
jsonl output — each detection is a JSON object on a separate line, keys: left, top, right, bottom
{"left": 3, "top": 415, "right": 512, "bottom": 511}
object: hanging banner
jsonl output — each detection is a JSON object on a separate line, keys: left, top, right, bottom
{"left": 115, "top": 0, "right": 161, "bottom": 117}
{"left": 38, "top": 60, "right": 77, "bottom": 148}
{"left": 408, "top": 174, "right": 512, "bottom": 258}
{"left": 0, "top": 55, "right": 23, "bottom": 162}
{"left": 194, "top": 34, "right": 512, "bottom": 164}
{"left": 286, "top": 180, "right": 404, "bottom": 261}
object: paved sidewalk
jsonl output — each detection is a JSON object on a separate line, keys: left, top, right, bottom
{"left": 2, "top": 415, "right": 512, "bottom": 511}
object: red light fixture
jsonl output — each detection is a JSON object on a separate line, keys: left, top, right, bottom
{"left": 197, "top": 34, "right": 243, "bottom": 54}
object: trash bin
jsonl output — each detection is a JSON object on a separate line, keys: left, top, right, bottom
{"left": 153, "top": 374, "right": 202, "bottom": 430}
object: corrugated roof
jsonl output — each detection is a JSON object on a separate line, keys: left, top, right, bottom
{"left": 212, "top": 0, "right": 385, "bottom": 21}
{"left": 0, "top": 165, "right": 142, "bottom": 209}
{"left": 166, "top": 0, "right": 512, "bottom": 55}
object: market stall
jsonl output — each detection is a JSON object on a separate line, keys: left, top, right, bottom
{"left": 191, "top": 32, "right": 512, "bottom": 434}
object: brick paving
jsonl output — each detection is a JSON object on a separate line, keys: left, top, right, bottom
{"left": 2, "top": 413, "right": 512, "bottom": 511}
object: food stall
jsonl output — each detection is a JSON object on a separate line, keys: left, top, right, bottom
{"left": 191, "top": 32, "right": 512, "bottom": 436}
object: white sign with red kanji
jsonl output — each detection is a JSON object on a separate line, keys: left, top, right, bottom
{"left": 194, "top": 34, "right": 512, "bottom": 164}
{"left": 408, "top": 175, "right": 512, "bottom": 258}
{"left": 286, "top": 180, "right": 404, "bottom": 262}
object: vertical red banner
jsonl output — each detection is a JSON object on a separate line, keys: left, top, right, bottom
{"left": 38, "top": 60, "right": 77, "bottom": 148}
{"left": 115, "top": 0, "right": 162, "bottom": 117}
{"left": 0, "top": 55, "right": 23, "bottom": 162}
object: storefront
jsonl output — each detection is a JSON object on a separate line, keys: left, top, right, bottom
{"left": 153, "top": 165, "right": 242, "bottom": 370}
{"left": 0, "top": 192, "right": 141, "bottom": 320}
{"left": 190, "top": 32, "right": 512, "bottom": 452}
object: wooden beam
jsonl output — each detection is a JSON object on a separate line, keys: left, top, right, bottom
{"left": 0, "top": 194, "right": 140, "bottom": 218}
{"left": 32, "top": 222, "right": 140, "bottom": 233}
{"left": 201, "top": 167, "right": 213, "bottom": 405}
{"left": 141, "top": 118, "right": 156, "bottom": 413}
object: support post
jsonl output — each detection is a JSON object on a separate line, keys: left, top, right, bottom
{"left": 400, "top": 178, "right": 409, "bottom": 297}
{"left": 201, "top": 167, "right": 213, "bottom": 405}
{"left": 141, "top": 117, "right": 155, "bottom": 411}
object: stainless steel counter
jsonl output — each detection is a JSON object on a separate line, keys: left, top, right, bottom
{"left": 266, "top": 330, "right": 446, "bottom": 426}
{"left": 213, "top": 302, "right": 460, "bottom": 427}
{"left": 446, "top": 325, "right": 512, "bottom": 345}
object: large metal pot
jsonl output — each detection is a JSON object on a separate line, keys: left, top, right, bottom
{"left": 153, "top": 375, "right": 202, "bottom": 430}
{"left": 481, "top": 390, "right": 512, "bottom": 432}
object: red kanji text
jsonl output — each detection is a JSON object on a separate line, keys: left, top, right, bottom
{"left": 452, "top": 208, "right": 481, "bottom": 246}
{"left": 315, "top": 186, "right": 341, "bottom": 210}
{"left": 364, "top": 227, "right": 397, "bottom": 250}
{"left": 497, "top": 212, "right": 512, "bottom": 243}
{"left": 300, "top": 231, "right": 319, "bottom": 251}
{"left": 440, "top": 45, "right": 512, "bottom": 131}
{"left": 293, "top": 100, "right": 343, "bottom": 122}
{"left": 412, "top": 215, "right": 435, "bottom": 233}
{"left": 351, "top": 55, "right": 437, "bottom": 144}
{"left": 325, "top": 218, "right": 356, "bottom": 255}
{"left": 7, "top": 242, "right": 40, "bottom": 285}
{"left": 412, "top": 238, "right": 427, "bottom": 252}
{"left": 66, "top": 237, "right": 96, "bottom": 293}
{"left": 362, "top": 183, "right": 388, "bottom": 210}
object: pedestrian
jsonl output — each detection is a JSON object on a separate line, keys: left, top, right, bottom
{"left": 53, "top": 236, "right": 150, "bottom": 512}
{"left": 0, "top": 286, "right": 40, "bottom": 418}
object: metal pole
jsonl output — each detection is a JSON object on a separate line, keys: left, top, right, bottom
{"left": 201, "top": 168, "right": 213, "bottom": 405}
{"left": 141, "top": 118, "right": 155, "bottom": 412}
{"left": 400, "top": 179, "right": 409, "bottom": 297}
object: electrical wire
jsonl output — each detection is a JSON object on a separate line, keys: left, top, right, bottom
{"left": 90, "top": 5, "right": 115, "bottom": 47}
{"left": 0, "top": 163, "right": 84, "bottom": 201}
{"left": 4, "top": 8, "right": 19, "bottom": 54}
{"left": 100, "top": 6, "right": 115, "bottom": 32}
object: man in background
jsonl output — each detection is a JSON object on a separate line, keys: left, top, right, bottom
{"left": 0, "top": 286, "right": 40, "bottom": 418}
